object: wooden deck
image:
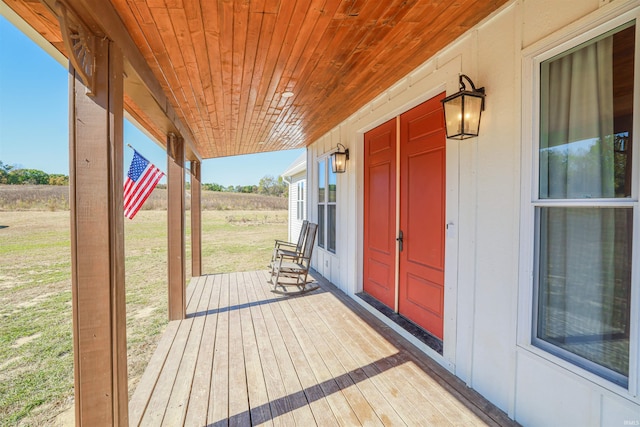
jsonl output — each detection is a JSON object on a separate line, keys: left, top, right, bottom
{"left": 129, "top": 271, "right": 516, "bottom": 426}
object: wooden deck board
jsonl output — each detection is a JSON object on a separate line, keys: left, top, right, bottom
{"left": 250, "top": 271, "right": 331, "bottom": 426}
{"left": 238, "top": 272, "right": 273, "bottom": 427}
{"left": 130, "top": 270, "right": 518, "bottom": 427}
{"left": 256, "top": 275, "right": 360, "bottom": 426}
{"left": 253, "top": 276, "right": 339, "bottom": 426}
{"left": 183, "top": 274, "right": 220, "bottom": 426}
{"left": 244, "top": 270, "right": 298, "bottom": 426}
{"left": 161, "top": 276, "right": 210, "bottom": 426}
{"left": 227, "top": 273, "right": 251, "bottom": 426}
{"left": 208, "top": 273, "right": 230, "bottom": 424}
{"left": 270, "top": 280, "right": 383, "bottom": 426}
{"left": 291, "top": 272, "right": 456, "bottom": 426}
{"left": 278, "top": 272, "right": 414, "bottom": 426}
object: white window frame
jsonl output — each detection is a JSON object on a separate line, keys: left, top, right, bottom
{"left": 518, "top": 6, "right": 640, "bottom": 399}
{"left": 297, "top": 180, "right": 306, "bottom": 221}
{"left": 317, "top": 156, "right": 337, "bottom": 254}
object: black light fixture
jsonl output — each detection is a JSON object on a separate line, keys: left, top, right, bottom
{"left": 331, "top": 143, "right": 349, "bottom": 173}
{"left": 441, "top": 74, "right": 486, "bottom": 140}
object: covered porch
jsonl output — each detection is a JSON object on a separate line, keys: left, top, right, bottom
{"left": 129, "top": 270, "right": 515, "bottom": 426}
{"left": 0, "top": 0, "right": 519, "bottom": 424}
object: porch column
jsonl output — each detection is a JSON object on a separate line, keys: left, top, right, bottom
{"left": 167, "top": 133, "right": 186, "bottom": 320}
{"left": 68, "top": 38, "right": 128, "bottom": 425}
{"left": 190, "top": 160, "right": 202, "bottom": 277}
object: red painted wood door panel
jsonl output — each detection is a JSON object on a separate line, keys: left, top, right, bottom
{"left": 398, "top": 93, "right": 446, "bottom": 340}
{"left": 363, "top": 118, "right": 397, "bottom": 309}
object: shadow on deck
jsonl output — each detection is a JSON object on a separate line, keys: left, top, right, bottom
{"left": 129, "top": 270, "right": 517, "bottom": 426}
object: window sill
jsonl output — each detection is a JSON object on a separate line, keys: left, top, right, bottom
{"left": 515, "top": 343, "right": 638, "bottom": 404}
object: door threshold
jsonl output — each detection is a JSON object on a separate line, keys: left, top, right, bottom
{"left": 355, "top": 292, "right": 443, "bottom": 355}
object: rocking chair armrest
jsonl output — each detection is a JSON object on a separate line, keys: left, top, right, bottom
{"left": 276, "top": 247, "right": 303, "bottom": 258}
{"left": 276, "top": 254, "right": 311, "bottom": 264}
{"left": 274, "top": 240, "right": 297, "bottom": 248}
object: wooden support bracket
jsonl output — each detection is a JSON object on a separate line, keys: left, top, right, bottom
{"left": 55, "top": 0, "right": 96, "bottom": 96}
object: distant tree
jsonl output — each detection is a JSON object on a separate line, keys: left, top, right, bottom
{"left": 227, "top": 185, "right": 235, "bottom": 192}
{"left": 258, "top": 174, "right": 287, "bottom": 197}
{"left": 0, "top": 161, "right": 14, "bottom": 173}
{"left": 7, "top": 169, "right": 50, "bottom": 185}
{"left": 203, "top": 183, "right": 225, "bottom": 192}
{"left": 48, "top": 174, "right": 69, "bottom": 185}
{"left": 0, "top": 161, "right": 15, "bottom": 184}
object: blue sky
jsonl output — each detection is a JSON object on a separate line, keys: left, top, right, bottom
{"left": 0, "top": 15, "right": 303, "bottom": 186}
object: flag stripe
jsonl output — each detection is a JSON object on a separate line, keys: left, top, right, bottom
{"left": 125, "top": 170, "right": 158, "bottom": 217}
{"left": 123, "top": 151, "right": 164, "bottom": 219}
{"left": 125, "top": 168, "right": 163, "bottom": 218}
{"left": 125, "top": 166, "right": 154, "bottom": 208}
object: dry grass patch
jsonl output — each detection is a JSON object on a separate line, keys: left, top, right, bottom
{"left": 0, "top": 185, "right": 287, "bottom": 212}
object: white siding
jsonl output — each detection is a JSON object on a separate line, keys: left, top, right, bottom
{"left": 306, "top": 0, "right": 640, "bottom": 425}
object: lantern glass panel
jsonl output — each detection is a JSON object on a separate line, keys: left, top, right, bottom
{"left": 462, "top": 94, "right": 483, "bottom": 136}
{"left": 444, "top": 95, "right": 463, "bottom": 138}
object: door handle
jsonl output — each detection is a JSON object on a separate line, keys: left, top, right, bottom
{"left": 396, "top": 230, "right": 404, "bottom": 252}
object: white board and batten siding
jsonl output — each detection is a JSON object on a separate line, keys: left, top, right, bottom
{"left": 306, "top": 0, "right": 640, "bottom": 425}
{"left": 281, "top": 152, "right": 307, "bottom": 243}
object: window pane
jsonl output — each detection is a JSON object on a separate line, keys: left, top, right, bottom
{"left": 536, "top": 207, "right": 632, "bottom": 382}
{"left": 539, "top": 24, "right": 634, "bottom": 199}
{"left": 328, "top": 204, "right": 336, "bottom": 253}
{"left": 317, "top": 205, "right": 325, "bottom": 248}
{"left": 318, "top": 161, "right": 326, "bottom": 203}
{"left": 328, "top": 160, "right": 337, "bottom": 203}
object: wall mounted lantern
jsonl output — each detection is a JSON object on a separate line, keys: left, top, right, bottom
{"left": 331, "top": 143, "right": 349, "bottom": 173}
{"left": 441, "top": 74, "right": 486, "bottom": 140}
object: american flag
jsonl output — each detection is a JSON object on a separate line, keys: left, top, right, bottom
{"left": 123, "top": 150, "right": 164, "bottom": 219}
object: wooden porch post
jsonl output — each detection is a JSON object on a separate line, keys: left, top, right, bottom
{"left": 190, "top": 160, "right": 202, "bottom": 277}
{"left": 167, "top": 133, "right": 186, "bottom": 320}
{"left": 68, "top": 37, "right": 128, "bottom": 425}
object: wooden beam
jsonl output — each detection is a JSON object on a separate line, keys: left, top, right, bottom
{"left": 167, "top": 133, "right": 186, "bottom": 320}
{"left": 68, "top": 37, "right": 128, "bottom": 425}
{"left": 39, "top": 0, "right": 202, "bottom": 162}
{"left": 190, "top": 160, "right": 202, "bottom": 277}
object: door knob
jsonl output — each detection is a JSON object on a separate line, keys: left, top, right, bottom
{"left": 396, "top": 230, "right": 404, "bottom": 252}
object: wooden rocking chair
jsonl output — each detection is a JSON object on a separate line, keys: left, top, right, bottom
{"left": 269, "top": 220, "right": 308, "bottom": 266}
{"left": 269, "top": 222, "right": 318, "bottom": 295}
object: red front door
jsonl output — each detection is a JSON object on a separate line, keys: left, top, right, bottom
{"left": 363, "top": 118, "right": 396, "bottom": 309}
{"left": 363, "top": 94, "right": 446, "bottom": 340}
{"left": 398, "top": 94, "right": 446, "bottom": 340}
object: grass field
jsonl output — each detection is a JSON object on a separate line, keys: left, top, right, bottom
{"left": 0, "top": 188, "right": 288, "bottom": 426}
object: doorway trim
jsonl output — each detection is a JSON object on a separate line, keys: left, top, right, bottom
{"left": 354, "top": 61, "right": 463, "bottom": 371}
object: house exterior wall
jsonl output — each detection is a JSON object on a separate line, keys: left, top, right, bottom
{"left": 307, "top": 0, "right": 640, "bottom": 425}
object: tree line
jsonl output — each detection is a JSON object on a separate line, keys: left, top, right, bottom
{"left": 0, "top": 161, "right": 288, "bottom": 197}
{"left": 0, "top": 161, "right": 69, "bottom": 185}
{"left": 203, "top": 175, "right": 288, "bottom": 197}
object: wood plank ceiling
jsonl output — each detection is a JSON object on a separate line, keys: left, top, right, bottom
{"left": 4, "top": 0, "right": 508, "bottom": 159}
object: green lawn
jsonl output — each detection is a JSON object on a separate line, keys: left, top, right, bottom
{"left": 0, "top": 209, "right": 287, "bottom": 425}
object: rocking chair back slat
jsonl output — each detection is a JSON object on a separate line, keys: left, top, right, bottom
{"left": 300, "top": 223, "right": 317, "bottom": 265}
{"left": 296, "top": 220, "right": 309, "bottom": 252}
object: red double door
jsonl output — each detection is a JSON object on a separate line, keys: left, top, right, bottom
{"left": 363, "top": 94, "right": 446, "bottom": 340}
